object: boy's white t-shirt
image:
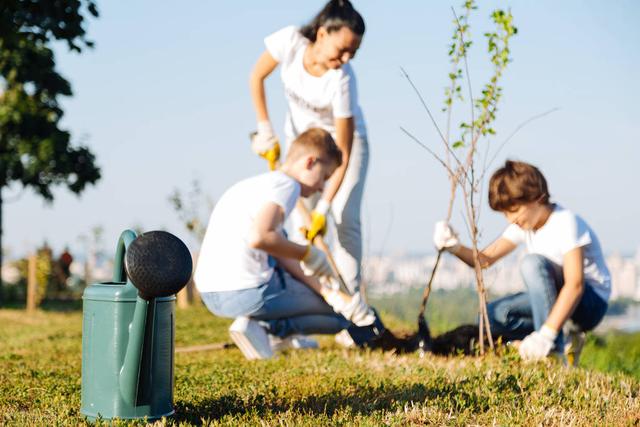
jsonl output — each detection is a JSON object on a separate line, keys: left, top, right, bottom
{"left": 264, "top": 25, "right": 367, "bottom": 143}
{"left": 501, "top": 204, "right": 611, "bottom": 301}
{"left": 194, "top": 171, "right": 300, "bottom": 293}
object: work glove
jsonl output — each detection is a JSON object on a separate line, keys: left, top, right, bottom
{"left": 433, "top": 220, "right": 460, "bottom": 252}
{"left": 518, "top": 325, "right": 557, "bottom": 361}
{"left": 300, "top": 245, "right": 333, "bottom": 278}
{"left": 250, "top": 120, "right": 280, "bottom": 171}
{"left": 304, "top": 199, "right": 330, "bottom": 242}
{"left": 321, "top": 279, "right": 376, "bottom": 327}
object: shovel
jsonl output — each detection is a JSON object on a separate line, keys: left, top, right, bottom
{"left": 415, "top": 249, "right": 444, "bottom": 356}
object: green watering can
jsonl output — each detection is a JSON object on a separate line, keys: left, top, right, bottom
{"left": 80, "top": 230, "right": 192, "bottom": 421}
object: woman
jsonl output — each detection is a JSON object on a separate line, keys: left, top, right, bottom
{"left": 249, "top": 0, "right": 368, "bottom": 296}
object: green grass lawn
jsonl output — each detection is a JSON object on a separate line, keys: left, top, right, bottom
{"left": 1, "top": 302, "right": 639, "bottom": 426}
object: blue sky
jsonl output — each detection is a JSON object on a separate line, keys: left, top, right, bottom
{"left": 3, "top": 0, "right": 639, "bottom": 259}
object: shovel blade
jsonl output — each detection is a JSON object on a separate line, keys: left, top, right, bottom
{"left": 417, "top": 314, "right": 433, "bottom": 354}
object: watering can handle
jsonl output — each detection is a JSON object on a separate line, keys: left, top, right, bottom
{"left": 113, "top": 229, "right": 138, "bottom": 282}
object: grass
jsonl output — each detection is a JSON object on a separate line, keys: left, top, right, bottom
{"left": 1, "top": 302, "right": 639, "bottom": 425}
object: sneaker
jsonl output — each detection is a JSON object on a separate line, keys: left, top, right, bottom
{"left": 334, "top": 329, "right": 356, "bottom": 348}
{"left": 228, "top": 317, "right": 273, "bottom": 360}
{"left": 564, "top": 330, "right": 586, "bottom": 367}
{"left": 290, "top": 335, "right": 319, "bottom": 349}
{"left": 269, "top": 334, "right": 319, "bottom": 352}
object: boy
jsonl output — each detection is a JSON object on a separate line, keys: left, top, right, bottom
{"left": 433, "top": 160, "right": 610, "bottom": 364}
{"left": 194, "top": 128, "right": 377, "bottom": 360}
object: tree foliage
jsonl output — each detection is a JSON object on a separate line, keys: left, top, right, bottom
{"left": 0, "top": 0, "right": 101, "bottom": 197}
{"left": 0, "top": 1, "right": 101, "bottom": 302}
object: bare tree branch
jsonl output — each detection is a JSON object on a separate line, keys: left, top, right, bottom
{"left": 400, "top": 67, "right": 465, "bottom": 170}
{"left": 484, "top": 107, "right": 561, "bottom": 175}
{"left": 399, "top": 126, "right": 457, "bottom": 177}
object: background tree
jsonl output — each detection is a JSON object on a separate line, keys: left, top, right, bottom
{"left": 168, "top": 179, "right": 215, "bottom": 245}
{"left": 0, "top": 1, "right": 101, "bottom": 303}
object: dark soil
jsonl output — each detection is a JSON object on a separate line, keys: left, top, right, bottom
{"left": 370, "top": 324, "right": 499, "bottom": 356}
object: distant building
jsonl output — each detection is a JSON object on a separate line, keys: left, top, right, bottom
{"left": 365, "top": 249, "right": 640, "bottom": 301}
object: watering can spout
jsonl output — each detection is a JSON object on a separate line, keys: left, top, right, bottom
{"left": 119, "top": 296, "right": 149, "bottom": 407}
{"left": 108, "top": 229, "right": 145, "bottom": 407}
{"left": 117, "top": 230, "right": 193, "bottom": 408}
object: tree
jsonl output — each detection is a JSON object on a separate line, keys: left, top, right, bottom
{"left": 402, "top": 1, "right": 517, "bottom": 353}
{"left": 0, "top": 1, "right": 101, "bottom": 304}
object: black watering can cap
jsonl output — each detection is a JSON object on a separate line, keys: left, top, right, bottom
{"left": 124, "top": 230, "right": 193, "bottom": 300}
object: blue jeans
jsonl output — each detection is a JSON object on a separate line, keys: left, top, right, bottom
{"left": 487, "top": 254, "right": 608, "bottom": 350}
{"left": 200, "top": 266, "right": 350, "bottom": 338}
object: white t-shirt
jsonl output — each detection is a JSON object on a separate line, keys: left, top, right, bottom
{"left": 194, "top": 171, "right": 300, "bottom": 292}
{"left": 501, "top": 204, "right": 611, "bottom": 301}
{"left": 264, "top": 25, "right": 367, "bottom": 143}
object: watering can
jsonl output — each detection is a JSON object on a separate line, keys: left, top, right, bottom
{"left": 80, "top": 229, "right": 192, "bottom": 421}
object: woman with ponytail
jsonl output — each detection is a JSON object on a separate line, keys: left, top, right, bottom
{"left": 250, "top": 0, "right": 369, "bottom": 301}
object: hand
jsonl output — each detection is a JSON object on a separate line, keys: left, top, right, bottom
{"left": 305, "top": 199, "right": 330, "bottom": 241}
{"left": 300, "top": 245, "right": 333, "bottom": 278}
{"left": 518, "top": 325, "right": 557, "bottom": 361}
{"left": 250, "top": 121, "right": 280, "bottom": 170}
{"left": 433, "top": 220, "right": 460, "bottom": 252}
{"left": 321, "top": 281, "right": 376, "bottom": 327}
{"left": 343, "top": 292, "right": 377, "bottom": 326}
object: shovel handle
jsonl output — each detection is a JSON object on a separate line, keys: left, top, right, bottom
{"left": 295, "top": 200, "right": 352, "bottom": 295}
{"left": 249, "top": 133, "right": 352, "bottom": 295}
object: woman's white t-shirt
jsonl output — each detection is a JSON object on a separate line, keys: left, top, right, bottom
{"left": 194, "top": 171, "right": 300, "bottom": 293}
{"left": 501, "top": 204, "right": 611, "bottom": 302}
{"left": 264, "top": 25, "right": 367, "bottom": 142}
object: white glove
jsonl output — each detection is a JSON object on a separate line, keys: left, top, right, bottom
{"left": 251, "top": 120, "right": 279, "bottom": 154}
{"left": 300, "top": 245, "right": 333, "bottom": 278}
{"left": 343, "top": 292, "right": 377, "bottom": 326}
{"left": 433, "top": 220, "right": 460, "bottom": 252}
{"left": 321, "top": 281, "right": 376, "bottom": 327}
{"left": 518, "top": 325, "right": 557, "bottom": 361}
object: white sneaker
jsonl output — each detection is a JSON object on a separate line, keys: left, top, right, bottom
{"left": 228, "top": 317, "right": 273, "bottom": 360}
{"left": 269, "top": 334, "right": 319, "bottom": 352}
{"left": 334, "top": 329, "right": 355, "bottom": 348}
{"left": 290, "top": 335, "right": 319, "bottom": 349}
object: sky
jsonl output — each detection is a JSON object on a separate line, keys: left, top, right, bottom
{"left": 3, "top": 0, "right": 640, "bottom": 260}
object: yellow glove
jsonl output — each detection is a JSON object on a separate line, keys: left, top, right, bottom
{"left": 250, "top": 120, "right": 280, "bottom": 170}
{"left": 260, "top": 142, "right": 280, "bottom": 171}
{"left": 305, "top": 199, "right": 330, "bottom": 242}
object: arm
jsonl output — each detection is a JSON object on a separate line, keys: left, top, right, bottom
{"left": 450, "top": 237, "right": 517, "bottom": 269}
{"left": 275, "top": 256, "right": 324, "bottom": 295}
{"left": 249, "top": 51, "right": 278, "bottom": 123}
{"left": 543, "top": 247, "right": 585, "bottom": 332}
{"left": 275, "top": 253, "right": 374, "bottom": 326}
{"left": 247, "top": 201, "right": 308, "bottom": 260}
{"left": 321, "top": 116, "right": 354, "bottom": 202}
{"left": 517, "top": 247, "right": 585, "bottom": 360}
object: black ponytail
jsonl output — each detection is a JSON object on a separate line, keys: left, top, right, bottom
{"left": 300, "top": 0, "right": 365, "bottom": 42}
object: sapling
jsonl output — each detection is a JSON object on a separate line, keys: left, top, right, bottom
{"left": 402, "top": 1, "right": 518, "bottom": 354}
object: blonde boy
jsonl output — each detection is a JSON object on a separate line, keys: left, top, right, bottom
{"left": 195, "top": 128, "right": 375, "bottom": 360}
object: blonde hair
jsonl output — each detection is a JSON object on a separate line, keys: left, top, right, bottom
{"left": 285, "top": 128, "right": 342, "bottom": 167}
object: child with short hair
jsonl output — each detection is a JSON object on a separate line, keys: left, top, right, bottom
{"left": 195, "top": 128, "right": 377, "bottom": 360}
{"left": 433, "top": 160, "right": 610, "bottom": 363}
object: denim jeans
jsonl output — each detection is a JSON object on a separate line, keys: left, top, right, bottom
{"left": 487, "top": 254, "right": 608, "bottom": 350}
{"left": 200, "top": 265, "right": 350, "bottom": 338}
